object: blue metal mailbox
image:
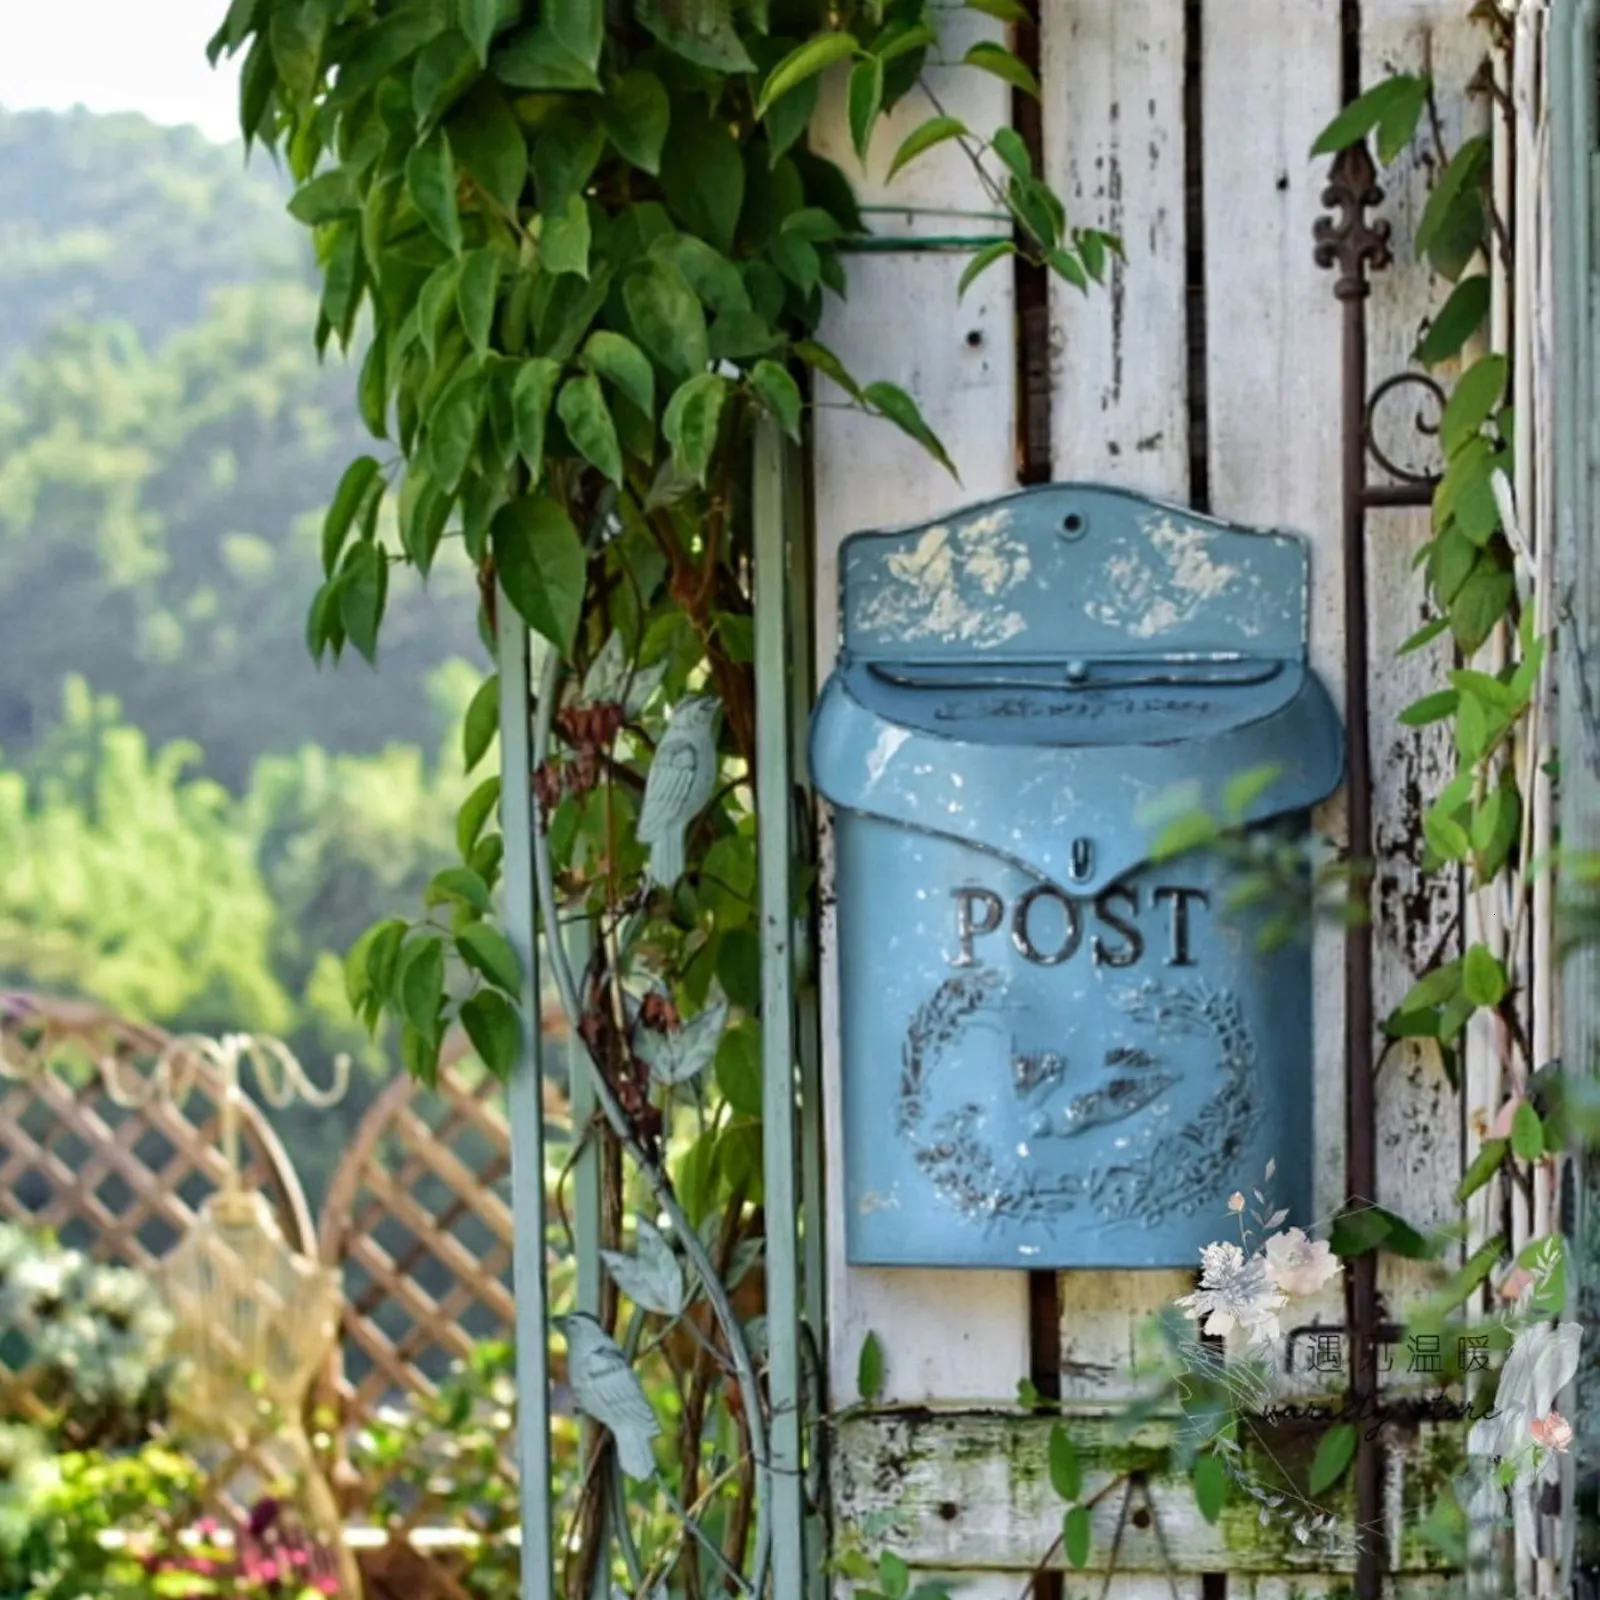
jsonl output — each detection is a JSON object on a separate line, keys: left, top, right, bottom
{"left": 809, "top": 485, "right": 1344, "bottom": 1269}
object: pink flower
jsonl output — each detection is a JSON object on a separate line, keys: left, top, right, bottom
{"left": 1530, "top": 1410, "right": 1573, "bottom": 1452}
{"left": 1261, "top": 1228, "right": 1338, "bottom": 1296}
{"left": 1497, "top": 1265, "right": 1535, "bottom": 1302}
{"left": 1227, "top": 1192, "right": 1246, "bottom": 1214}
{"left": 1489, "top": 1096, "right": 1523, "bottom": 1140}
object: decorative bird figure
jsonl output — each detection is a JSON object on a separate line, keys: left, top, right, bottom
{"left": 637, "top": 695, "right": 721, "bottom": 888}
{"left": 558, "top": 1311, "right": 661, "bottom": 1481}
{"left": 1058, "top": 1072, "right": 1178, "bottom": 1138}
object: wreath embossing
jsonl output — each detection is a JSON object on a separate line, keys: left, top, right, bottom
{"left": 897, "top": 968, "right": 1263, "bottom": 1231}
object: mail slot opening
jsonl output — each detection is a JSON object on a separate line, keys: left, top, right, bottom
{"left": 811, "top": 484, "right": 1344, "bottom": 1270}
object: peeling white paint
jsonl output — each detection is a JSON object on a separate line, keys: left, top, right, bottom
{"left": 1084, "top": 514, "right": 1244, "bottom": 639}
{"left": 865, "top": 724, "right": 911, "bottom": 785}
{"left": 857, "top": 508, "right": 1031, "bottom": 648}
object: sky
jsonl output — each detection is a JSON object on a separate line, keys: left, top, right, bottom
{"left": 0, "top": 0, "right": 243, "bottom": 141}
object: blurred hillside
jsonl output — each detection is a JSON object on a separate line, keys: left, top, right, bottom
{"left": 0, "top": 108, "right": 485, "bottom": 1199}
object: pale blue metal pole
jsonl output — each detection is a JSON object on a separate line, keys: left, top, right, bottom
{"left": 497, "top": 593, "right": 555, "bottom": 1600}
{"left": 1552, "top": 2, "right": 1598, "bottom": 1585}
{"left": 753, "top": 418, "right": 806, "bottom": 1600}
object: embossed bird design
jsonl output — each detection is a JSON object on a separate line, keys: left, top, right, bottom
{"left": 637, "top": 694, "right": 721, "bottom": 888}
{"left": 1012, "top": 1039, "right": 1176, "bottom": 1139}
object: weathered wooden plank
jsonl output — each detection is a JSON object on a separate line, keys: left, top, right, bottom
{"left": 1201, "top": 0, "right": 1346, "bottom": 1252}
{"left": 812, "top": 248, "right": 1026, "bottom": 1406}
{"left": 1358, "top": 0, "right": 1484, "bottom": 1352}
{"left": 809, "top": 1, "right": 1025, "bottom": 1412}
{"left": 1043, "top": 0, "right": 1189, "bottom": 495}
{"left": 1042, "top": 0, "right": 1195, "bottom": 1403}
{"left": 832, "top": 1410, "right": 1461, "bottom": 1575}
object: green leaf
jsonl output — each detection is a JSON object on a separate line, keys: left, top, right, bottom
{"left": 492, "top": 494, "right": 587, "bottom": 653}
{"left": 583, "top": 331, "right": 655, "bottom": 417}
{"left": 271, "top": 2, "right": 325, "bottom": 107}
{"left": 600, "top": 70, "right": 671, "bottom": 174}
{"left": 1309, "top": 1423, "right": 1357, "bottom": 1496}
{"left": 414, "top": 30, "right": 480, "bottom": 127}
{"left": 1192, "top": 1453, "right": 1227, "bottom": 1524}
{"left": 447, "top": 81, "right": 527, "bottom": 212}
{"left": 1398, "top": 615, "right": 1450, "bottom": 655}
{"left": 1416, "top": 273, "right": 1490, "bottom": 366}
{"left": 750, "top": 360, "right": 802, "bottom": 441}
{"left": 1442, "top": 355, "right": 1508, "bottom": 454}
{"left": 344, "top": 921, "right": 386, "bottom": 1012}
{"left": 660, "top": 114, "right": 746, "bottom": 256}
{"left": 650, "top": 233, "right": 752, "bottom": 317}
{"left": 339, "top": 542, "right": 387, "bottom": 663}
{"left": 1222, "top": 763, "right": 1281, "bottom": 819}
{"left": 886, "top": 115, "right": 968, "bottom": 179}
{"left": 513, "top": 358, "right": 563, "bottom": 482}
{"left": 493, "top": 25, "right": 601, "bottom": 90}
{"left": 1048, "top": 1424, "right": 1081, "bottom": 1502}
{"left": 1398, "top": 689, "right": 1458, "bottom": 727}
{"left": 963, "top": 41, "right": 1040, "bottom": 98}
{"left": 288, "top": 168, "right": 359, "bottom": 224}
{"left": 1450, "top": 568, "right": 1514, "bottom": 655}
{"left": 1454, "top": 1138, "right": 1507, "bottom": 1203}
{"left": 795, "top": 337, "right": 863, "bottom": 400}
{"left": 558, "top": 374, "right": 624, "bottom": 484}
{"left": 856, "top": 1331, "right": 884, "bottom": 1401}
{"left": 864, "top": 381, "right": 956, "bottom": 476}
{"left": 425, "top": 371, "right": 484, "bottom": 494}
{"left": 548, "top": 0, "right": 602, "bottom": 71}
{"left": 1416, "top": 137, "right": 1490, "bottom": 263}
{"left": 991, "top": 126, "right": 1032, "bottom": 182}
{"left": 458, "top": 775, "right": 501, "bottom": 859}
{"left": 400, "top": 935, "right": 446, "bottom": 1033}
{"left": 757, "top": 33, "right": 860, "bottom": 119}
{"left": 1063, "top": 1505, "right": 1091, "bottom": 1570}
{"left": 624, "top": 260, "right": 710, "bottom": 380}
{"left": 664, "top": 373, "right": 729, "bottom": 485}
{"left": 460, "top": 0, "right": 505, "bottom": 64}
{"left": 407, "top": 133, "right": 463, "bottom": 252}
{"left": 1462, "top": 943, "right": 1509, "bottom": 1008}
{"left": 458, "top": 248, "right": 501, "bottom": 353}
{"left": 427, "top": 866, "right": 492, "bottom": 912}
{"left": 462, "top": 990, "right": 521, "bottom": 1078}
{"left": 714, "top": 1021, "right": 763, "bottom": 1117}
{"left": 958, "top": 240, "right": 1015, "bottom": 299}
{"left": 848, "top": 56, "right": 884, "bottom": 163}
{"left": 365, "top": 919, "right": 408, "bottom": 1009}
{"left": 458, "top": 921, "right": 523, "bottom": 993}
{"left": 323, "top": 456, "right": 382, "bottom": 576}
{"left": 1076, "top": 227, "right": 1108, "bottom": 284}
{"left": 1511, "top": 1100, "right": 1544, "bottom": 1162}
{"left": 878, "top": 1553, "right": 909, "bottom": 1600}
{"left": 1311, "top": 73, "right": 1429, "bottom": 158}
{"left": 1047, "top": 248, "right": 1089, "bottom": 292}
{"left": 464, "top": 674, "right": 500, "bottom": 772}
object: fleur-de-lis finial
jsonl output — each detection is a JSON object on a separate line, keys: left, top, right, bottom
{"left": 1313, "top": 141, "right": 1392, "bottom": 300}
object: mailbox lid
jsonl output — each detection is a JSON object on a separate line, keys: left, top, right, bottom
{"left": 809, "top": 665, "right": 1341, "bottom": 898}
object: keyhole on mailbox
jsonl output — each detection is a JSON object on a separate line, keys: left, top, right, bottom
{"left": 1060, "top": 511, "right": 1087, "bottom": 541}
{"left": 1069, "top": 838, "right": 1093, "bottom": 882}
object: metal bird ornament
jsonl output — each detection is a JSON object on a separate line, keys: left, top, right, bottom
{"left": 637, "top": 694, "right": 721, "bottom": 888}
{"left": 558, "top": 1311, "right": 661, "bottom": 1481}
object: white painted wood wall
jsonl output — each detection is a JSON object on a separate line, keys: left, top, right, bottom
{"left": 809, "top": 0, "right": 1483, "bottom": 1591}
